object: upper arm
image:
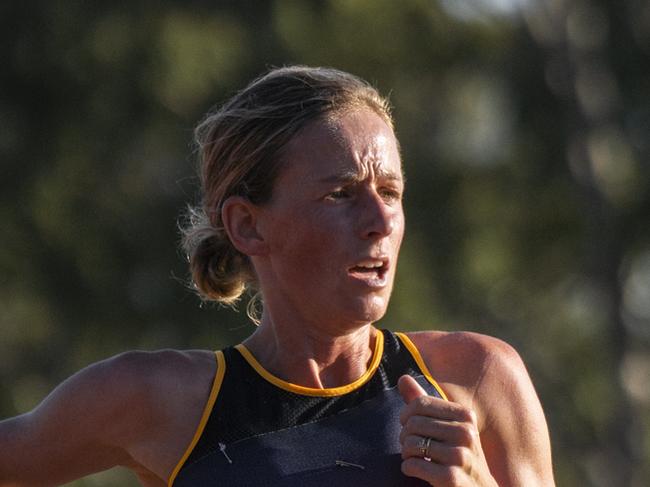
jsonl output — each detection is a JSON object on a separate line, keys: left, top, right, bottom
{"left": 472, "top": 336, "right": 555, "bottom": 487}
{"left": 408, "top": 331, "right": 555, "bottom": 487}
{"left": 0, "top": 353, "right": 154, "bottom": 486}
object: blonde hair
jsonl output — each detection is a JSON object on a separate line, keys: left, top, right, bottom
{"left": 181, "top": 65, "right": 393, "bottom": 307}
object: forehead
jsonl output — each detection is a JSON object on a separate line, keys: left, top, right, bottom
{"left": 281, "top": 109, "right": 402, "bottom": 182}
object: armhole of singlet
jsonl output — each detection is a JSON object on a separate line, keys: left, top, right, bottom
{"left": 395, "top": 332, "right": 448, "bottom": 401}
{"left": 167, "top": 350, "right": 226, "bottom": 487}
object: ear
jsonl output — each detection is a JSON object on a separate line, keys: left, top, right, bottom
{"left": 221, "top": 196, "right": 268, "bottom": 256}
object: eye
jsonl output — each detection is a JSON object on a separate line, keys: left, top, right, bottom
{"left": 325, "top": 189, "right": 350, "bottom": 201}
{"left": 378, "top": 187, "right": 403, "bottom": 203}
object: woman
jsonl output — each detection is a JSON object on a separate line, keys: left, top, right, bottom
{"left": 0, "top": 66, "right": 554, "bottom": 486}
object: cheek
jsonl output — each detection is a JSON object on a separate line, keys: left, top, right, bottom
{"left": 270, "top": 211, "right": 333, "bottom": 259}
{"left": 392, "top": 213, "right": 406, "bottom": 248}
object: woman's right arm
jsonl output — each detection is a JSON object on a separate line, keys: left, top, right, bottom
{"left": 0, "top": 353, "right": 158, "bottom": 486}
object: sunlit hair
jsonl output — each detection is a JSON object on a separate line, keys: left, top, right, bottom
{"left": 181, "top": 65, "right": 394, "bottom": 311}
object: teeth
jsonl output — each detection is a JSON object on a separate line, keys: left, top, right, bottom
{"left": 356, "top": 261, "right": 384, "bottom": 269}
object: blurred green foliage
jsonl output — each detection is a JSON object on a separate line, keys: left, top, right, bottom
{"left": 1, "top": 1, "right": 649, "bottom": 486}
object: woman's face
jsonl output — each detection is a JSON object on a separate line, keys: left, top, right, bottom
{"left": 255, "top": 108, "right": 405, "bottom": 330}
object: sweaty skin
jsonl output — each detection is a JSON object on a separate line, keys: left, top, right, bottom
{"left": 225, "top": 108, "right": 405, "bottom": 389}
{"left": 0, "top": 110, "right": 554, "bottom": 487}
{"left": 399, "top": 331, "right": 555, "bottom": 486}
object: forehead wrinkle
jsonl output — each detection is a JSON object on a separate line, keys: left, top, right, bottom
{"left": 318, "top": 165, "right": 403, "bottom": 186}
{"left": 332, "top": 142, "right": 403, "bottom": 185}
{"left": 355, "top": 140, "right": 403, "bottom": 182}
{"left": 315, "top": 110, "right": 403, "bottom": 184}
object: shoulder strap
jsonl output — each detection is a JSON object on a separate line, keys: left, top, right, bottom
{"left": 394, "top": 332, "right": 448, "bottom": 400}
{"left": 168, "top": 350, "right": 225, "bottom": 487}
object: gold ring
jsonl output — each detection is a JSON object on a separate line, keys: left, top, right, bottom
{"left": 418, "top": 436, "right": 432, "bottom": 460}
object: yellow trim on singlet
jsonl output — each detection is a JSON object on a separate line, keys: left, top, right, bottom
{"left": 234, "top": 331, "right": 384, "bottom": 397}
{"left": 167, "top": 350, "right": 226, "bottom": 487}
{"left": 395, "top": 332, "right": 448, "bottom": 401}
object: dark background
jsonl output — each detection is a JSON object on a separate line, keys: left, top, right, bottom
{"left": 1, "top": 1, "right": 649, "bottom": 485}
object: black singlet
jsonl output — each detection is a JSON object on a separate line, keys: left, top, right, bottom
{"left": 168, "top": 329, "right": 447, "bottom": 487}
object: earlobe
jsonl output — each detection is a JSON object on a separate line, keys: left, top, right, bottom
{"left": 221, "top": 196, "right": 268, "bottom": 256}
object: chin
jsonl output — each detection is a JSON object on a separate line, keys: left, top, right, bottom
{"left": 346, "top": 295, "right": 390, "bottom": 324}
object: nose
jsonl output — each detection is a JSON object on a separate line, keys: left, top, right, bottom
{"left": 357, "top": 189, "right": 399, "bottom": 240}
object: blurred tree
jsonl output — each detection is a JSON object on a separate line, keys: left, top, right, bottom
{"left": 1, "top": 0, "right": 648, "bottom": 485}
{"left": 522, "top": 1, "right": 650, "bottom": 485}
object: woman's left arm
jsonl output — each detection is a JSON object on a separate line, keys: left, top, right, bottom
{"left": 473, "top": 336, "right": 555, "bottom": 486}
{"left": 398, "top": 333, "right": 555, "bottom": 487}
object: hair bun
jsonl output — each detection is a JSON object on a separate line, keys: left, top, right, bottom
{"left": 182, "top": 207, "right": 251, "bottom": 305}
{"left": 180, "top": 66, "right": 392, "bottom": 313}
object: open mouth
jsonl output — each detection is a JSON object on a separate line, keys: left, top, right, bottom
{"left": 348, "top": 259, "right": 389, "bottom": 284}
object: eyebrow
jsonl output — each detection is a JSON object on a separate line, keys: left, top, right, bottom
{"left": 318, "top": 168, "right": 405, "bottom": 185}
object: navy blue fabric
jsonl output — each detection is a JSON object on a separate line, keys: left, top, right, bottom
{"left": 173, "top": 330, "right": 442, "bottom": 486}
{"left": 175, "top": 377, "right": 436, "bottom": 486}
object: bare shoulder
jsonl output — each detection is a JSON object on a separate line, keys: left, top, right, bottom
{"left": 404, "top": 330, "right": 524, "bottom": 400}
{"left": 100, "top": 349, "right": 218, "bottom": 478}
{"left": 404, "top": 330, "right": 538, "bottom": 428}
{"left": 41, "top": 348, "right": 217, "bottom": 428}
{"left": 2, "top": 348, "right": 219, "bottom": 485}
{"left": 95, "top": 348, "right": 217, "bottom": 409}
{"left": 405, "top": 330, "right": 555, "bottom": 486}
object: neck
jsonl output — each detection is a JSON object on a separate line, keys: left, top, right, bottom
{"left": 242, "top": 318, "right": 379, "bottom": 389}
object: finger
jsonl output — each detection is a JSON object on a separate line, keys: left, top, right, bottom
{"left": 401, "top": 434, "right": 436, "bottom": 460}
{"left": 402, "top": 457, "right": 464, "bottom": 486}
{"left": 400, "top": 395, "right": 476, "bottom": 426}
{"left": 398, "top": 374, "right": 428, "bottom": 404}
{"left": 401, "top": 434, "right": 471, "bottom": 467}
{"left": 400, "top": 415, "right": 477, "bottom": 446}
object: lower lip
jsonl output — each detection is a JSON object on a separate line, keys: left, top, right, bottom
{"left": 347, "top": 269, "right": 389, "bottom": 288}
